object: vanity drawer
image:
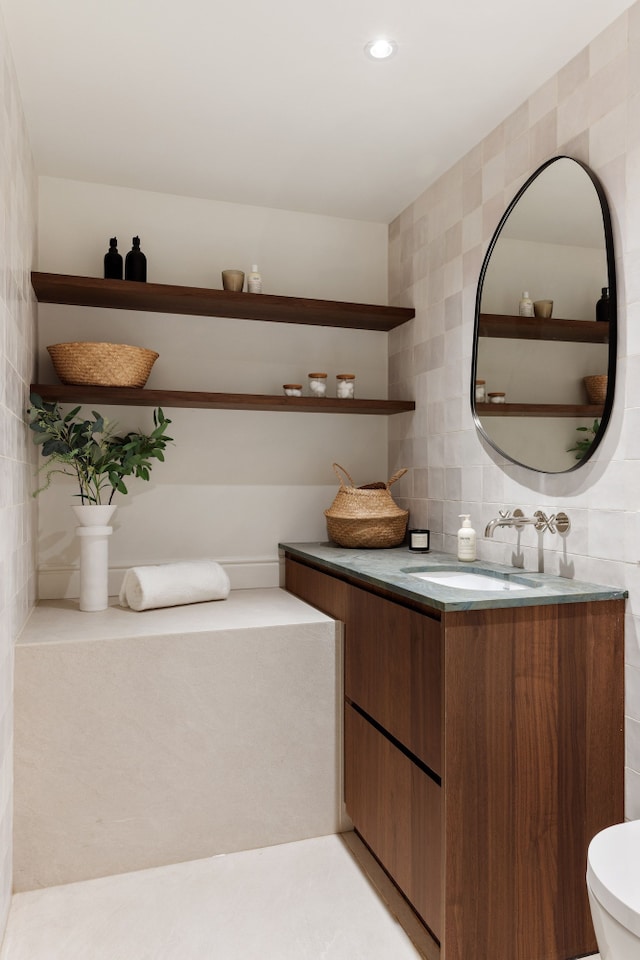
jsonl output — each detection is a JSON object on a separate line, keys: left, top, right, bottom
{"left": 284, "top": 558, "right": 349, "bottom": 622}
{"left": 345, "top": 703, "right": 442, "bottom": 940}
{"left": 346, "top": 585, "right": 442, "bottom": 775}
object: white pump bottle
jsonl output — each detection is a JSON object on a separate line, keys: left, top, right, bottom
{"left": 457, "top": 515, "right": 477, "bottom": 562}
{"left": 247, "top": 264, "right": 262, "bottom": 293}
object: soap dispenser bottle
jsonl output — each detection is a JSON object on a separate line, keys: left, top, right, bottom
{"left": 125, "top": 236, "right": 147, "bottom": 282}
{"left": 519, "top": 291, "right": 534, "bottom": 317}
{"left": 247, "top": 264, "right": 262, "bottom": 293}
{"left": 103, "top": 237, "right": 123, "bottom": 279}
{"left": 457, "top": 515, "right": 477, "bottom": 562}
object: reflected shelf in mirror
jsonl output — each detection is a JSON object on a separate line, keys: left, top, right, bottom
{"left": 479, "top": 313, "right": 609, "bottom": 344}
{"left": 476, "top": 402, "right": 604, "bottom": 418}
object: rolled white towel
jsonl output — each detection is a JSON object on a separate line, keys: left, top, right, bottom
{"left": 119, "top": 560, "right": 231, "bottom": 612}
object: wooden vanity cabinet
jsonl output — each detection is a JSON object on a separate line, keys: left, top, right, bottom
{"left": 346, "top": 585, "right": 441, "bottom": 774}
{"left": 284, "top": 555, "right": 625, "bottom": 960}
{"left": 344, "top": 703, "right": 442, "bottom": 939}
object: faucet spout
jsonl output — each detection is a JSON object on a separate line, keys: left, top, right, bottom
{"left": 484, "top": 517, "right": 504, "bottom": 538}
{"left": 484, "top": 508, "right": 522, "bottom": 538}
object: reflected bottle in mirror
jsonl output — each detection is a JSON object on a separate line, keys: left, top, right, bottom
{"left": 518, "top": 291, "right": 534, "bottom": 317}
{"left": 596, "top": 287, "right": 610, "bottom": 322}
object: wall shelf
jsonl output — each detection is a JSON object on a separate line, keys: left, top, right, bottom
{"left": 476, "top": 402, "right": 603, "bottom": 418}
{"left": 32, "top": 272, "right": 416, "bottom": 415}
{"left": 31, "top": 272, "right": 415, "bottom": 332}
{"left": 478, "top": 313, "right": 609, "bottom": 343}
{"left": 30, "top": 384, "right": 416, "bottom": 415}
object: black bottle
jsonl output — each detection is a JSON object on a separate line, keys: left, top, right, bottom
{"left": 125, "top": 236, "right": 147, "bottom": 282}
{"left": 103, "top": 237, "right": 123, "bottom": 279}
{"left": 596, "top": 287, "right": 610, "bottom": 322}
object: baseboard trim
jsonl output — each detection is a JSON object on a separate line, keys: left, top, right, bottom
{"left": 37, "top": 557, "right": 282, "bottom": 600}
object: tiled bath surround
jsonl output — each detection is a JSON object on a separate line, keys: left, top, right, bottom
{"left": 0, "top": 4, "right": 37, "bottom": 941}
{"left": 388, "top": 3, "right": 640, "bottom": 816}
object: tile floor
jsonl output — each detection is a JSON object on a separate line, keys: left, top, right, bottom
{"left": 0, "top": 834, "right": 436, "bottom": 960}
{"left": 0, "top": 831, "right": 603, "bottom": 960}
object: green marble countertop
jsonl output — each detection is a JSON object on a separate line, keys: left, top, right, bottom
{"left": 279, "top": 541, "right": 628, "bottom": 613}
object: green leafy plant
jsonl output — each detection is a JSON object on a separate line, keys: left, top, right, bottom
{"left": 27, "top": 393, "right": 173, "bottom": 504}
{"left": 567, "top": 419, "right": 600, "bottom": 460}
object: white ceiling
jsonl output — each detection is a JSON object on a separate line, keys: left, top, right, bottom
{"left": 1, "top": 0, "right": 635, "bottom": 223}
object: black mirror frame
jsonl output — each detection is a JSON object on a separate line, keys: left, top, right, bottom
{"left": 471, "top": 155, "right": 617, "bottom": 473}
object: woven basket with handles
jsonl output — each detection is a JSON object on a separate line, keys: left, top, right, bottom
{"left": 324, "top": 462, "right": 408, "bottom": 548}
{"left": 47, "top": 341, "right": 159, "bottom": 388}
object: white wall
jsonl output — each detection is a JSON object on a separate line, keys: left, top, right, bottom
{"left": 0, "top": 4, "right": 37, "bottom": 943}
{"left": 388, "top": 4, "right": 640, "bottom": 817}
{"left": 35, "top": 179, "right": 390, "bottom": 596}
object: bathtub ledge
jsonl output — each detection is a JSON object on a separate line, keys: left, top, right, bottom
{"left": 18, "top": 587, "right": 333, "bottom": 646}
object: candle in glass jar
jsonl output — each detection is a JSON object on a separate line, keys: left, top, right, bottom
{"left": 409, "top": 529, "right": 430, "bottom": 552}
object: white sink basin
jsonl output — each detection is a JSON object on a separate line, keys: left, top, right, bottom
{"left": 407, "top": 570, "right": 530, "bottom": 592}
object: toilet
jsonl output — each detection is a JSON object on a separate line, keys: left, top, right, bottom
{"left": 587, "top": 820, "right": 640, "bottom": 959}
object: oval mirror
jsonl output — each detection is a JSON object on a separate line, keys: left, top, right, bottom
{"left": 471, "top": 156, "right": 617, "bottom": 473}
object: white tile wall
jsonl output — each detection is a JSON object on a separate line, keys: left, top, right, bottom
{"left": 389, "top": 4, "right": 640, "bottom": 814}
{"left": 0, "top": 3, "right": 37, "bottom": 944}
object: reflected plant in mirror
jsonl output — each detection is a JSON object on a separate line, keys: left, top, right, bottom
{"left": 471, "top": 156, "right": 616, "bottom": 473}
{"left": 567, "top": 418, "right": 601, "bottom": 461}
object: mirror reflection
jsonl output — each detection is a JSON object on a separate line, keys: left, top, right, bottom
{"left": 472, "top": 156, "right": 616, "bottom": 473}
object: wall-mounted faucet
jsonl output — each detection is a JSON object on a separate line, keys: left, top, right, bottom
{"left": 484, "top": 508, "right": 571, "bottom": 538}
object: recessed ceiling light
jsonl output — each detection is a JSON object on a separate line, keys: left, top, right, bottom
{"left": 364, "top": 39, "right": 398, "bottom": 61}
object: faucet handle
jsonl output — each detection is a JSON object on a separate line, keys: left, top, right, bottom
{"left": 533, "top": 510, "right": 550, "bottom": 532}
{"left": 511, "top": 508, "right": 527, "bottom": 528}
{"left": 552, "top": 511, "right": 571, "bottom": 534}
{"left": 533, "top": 510, "right": 571, "bottom": 534}
{"left": 498, "top": 509, "right": 511, "bottom": 520}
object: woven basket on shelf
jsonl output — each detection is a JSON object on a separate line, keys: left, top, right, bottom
{"left": 583, "top": 374, "right": 608, "bottom": 404}
{"left": 324, "top": 462, "right": 408, "bottom": 548}
{"left": 47, "top": 342, "right": 159, "bottom": 388}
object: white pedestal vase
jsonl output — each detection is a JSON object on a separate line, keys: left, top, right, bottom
{"left": 72, "top": 505, "right": 117, "bottom": 612}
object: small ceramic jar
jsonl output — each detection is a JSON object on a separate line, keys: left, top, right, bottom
{"left": 221, "top": 269, "right": 245, "bottom": 292}
{"left": 336, "top": 374, "right": 355, "bottom": 398}
{"left": 475, "top": 379, "right": 486, "bottom": 402}
{"left": 283, "top": 383, "right": 302, "bottom": 397}
{"left": 308, "top": 373, "right": 328, "bottom": 397}
{"left": 487, "top": 391, "right": 506, "bottom": 404}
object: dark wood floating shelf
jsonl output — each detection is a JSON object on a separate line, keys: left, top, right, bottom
{"left": 30, "top": 384, "right": 416, "bottom": 415}
{"left": 477, "top": 402, "right": 604, "bottom": 418}
{"left": 479, "top": 313, "right": 609, "bottom": 343}
{"left": 31, "top": 272, "right": 415, "bottom": 332}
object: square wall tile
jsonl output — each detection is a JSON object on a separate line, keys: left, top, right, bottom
{"left": 590, "top": 12, "right": 629, "bottom": 74}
